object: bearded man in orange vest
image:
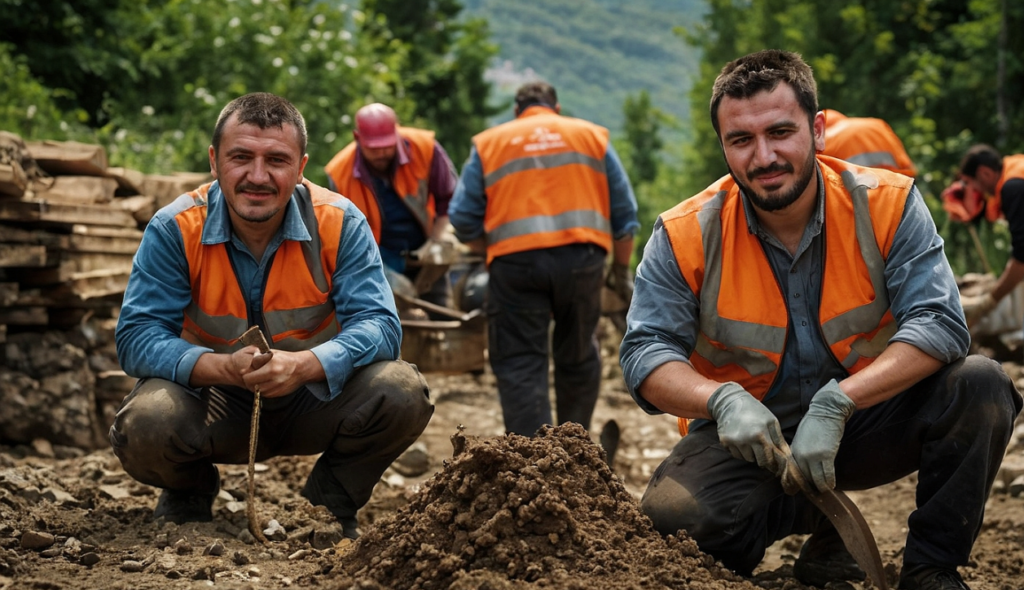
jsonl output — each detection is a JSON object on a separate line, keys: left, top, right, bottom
{"left": 820, "top": 109, "right": 917, "bottom": 178}
{"left": 449, "top": 81, "right": 640, "bottom": 437}
{"left": 619, "top": 50, "right": 1019, "bottom": 590}
{"left": 110, "top": 93, "right": 433, "bottom": 540}
{"left": 957, "top": 144, "right": 1024, "bottom": 325}
{"left": 324, "top": 103, "right": 458, "bottom": 309}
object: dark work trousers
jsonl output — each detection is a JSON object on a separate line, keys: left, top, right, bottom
{"left": 640, "top": 355, "right": 1022, "bottom": 575}
{"left": 109, "top": 360, "right": 433, "bottom": 520}
{"left": 486, "top": 243, "right": 607, "bottom": 436}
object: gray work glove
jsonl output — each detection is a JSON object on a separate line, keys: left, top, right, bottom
{"left": 707, "top": 382, "right": 785, "bottom": 475}
{"left": 789, "top": 379, "right": 856, "bottom": 493}
{"left": 605, "top": 262, "right": 633, "bottom": 306}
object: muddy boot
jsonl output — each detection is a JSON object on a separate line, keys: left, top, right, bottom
{"left": 301, "top": 461, "right": 359, "bottom": 539}
{"left": 793, "top": 523, "right": 866, "bottom": 587}
{"left": 899, "top": 565, "right": 970, "bottom": 590}
{"left": 153, "top": 472, "right": 220, "bottom": 524}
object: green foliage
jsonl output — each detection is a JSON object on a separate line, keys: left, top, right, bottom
{"left": 359, "top": 0, "right": 503, "bottom": 166}
{"left": 461, "top": 0, "right": 702, "bottom": 134}
{"left": 0, "top": 44, "right": 90, "bottom": 140}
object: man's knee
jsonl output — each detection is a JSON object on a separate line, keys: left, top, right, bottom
{"left": 109, "top": 379, "right": 191, "bottom": 482}
{"left": 344, "top": 360, "right": 433, "bottom": 435}
{"left": 948, "top": 355, "right": 1022, "bottom": 421}
{"left": 641, "top": 475, "right": 706, "bottom": 538}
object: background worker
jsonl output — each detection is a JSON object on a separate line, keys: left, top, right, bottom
{"left": 957, "top": 144, "right": 1024, "bottom": 324}
{"left": 111, "top": 93, "right": 434, "bottom": 539}
{"left": 449, "top": 81, "right": 639, "bottom": 437}
{"left": 820, "top": 108, "right": 917, "bottom": 177}
{"left": 619, "top": 50, "right": 1020, "bottom": 590}
{"left": 325, "top": 102, "right": 459, "bottom": 308}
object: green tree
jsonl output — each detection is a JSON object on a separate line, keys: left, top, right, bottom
{"left": 621, "top": 90, "right": 665, "bottom": 186}
{"left": 359, "top": 0, "right": 503, "bottom": 166}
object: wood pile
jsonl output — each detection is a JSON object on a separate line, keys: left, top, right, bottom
{"left": 0, "top": 130, "right": 210, "bottom": 449}
{"left": 0, "top": 131, "right": 210, "bottom": 338}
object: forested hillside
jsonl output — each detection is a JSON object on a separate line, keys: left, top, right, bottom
{"left": 462, "top": 0, "right": 704, "bottom": 132}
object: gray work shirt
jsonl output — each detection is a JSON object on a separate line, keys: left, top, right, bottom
{"left": 619, "top": 166, "right": 970, "bottom": 432}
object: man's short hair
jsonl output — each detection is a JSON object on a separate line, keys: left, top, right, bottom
{"left": 212, "top": 92, "right": 308, "bottom": 155}
{"left": 710, "top": 49, "right": 818, "bottom": 136}
{"left": 514, "top": 81, "right": 558, "bottom": 113}
{"left": 960, "top": 144, "right": 1003, "bottom": 177}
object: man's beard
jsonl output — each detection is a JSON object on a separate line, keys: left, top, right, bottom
{"left": 230, "top": 182, "right": 283, "bottom": 223}
{"left": 733, "top": 148, "right": 816, "bottom": 213}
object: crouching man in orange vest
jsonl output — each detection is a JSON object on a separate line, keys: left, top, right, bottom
{"left": 619, "top": 50, "right": 1020, "bottom": 590}
{"left": 449, "top": 81, "right": 639, "bottom": 436}
{"left": 110, "top": 93, "right": 434, "bottom": 540}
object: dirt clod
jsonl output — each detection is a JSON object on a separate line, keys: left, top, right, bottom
{"left": 330, "top": 422, "right": 758, "bottom": 590}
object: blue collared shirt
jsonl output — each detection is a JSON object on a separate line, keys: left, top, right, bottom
{"left": 449, "top": 142, "right": 640, "bottom": 244}
{"left": 115, "top": 181, "right": 401, "bottom": 401}
{"left": 620, "top": 169, "right": 970, "bottom": 432}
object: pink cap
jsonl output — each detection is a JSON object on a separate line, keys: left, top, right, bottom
{"left": 354, "top": 103, "right": 399, "bottom": 148}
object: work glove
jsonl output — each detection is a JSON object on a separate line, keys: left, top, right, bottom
{"left": 788, "top": 379, "right": 856, "bottom": 493}
{"left": 960, "top": 292, "right": 997, "bottom": 327}
{"left": 605, "top": 262, "right": 633, "bottom": 307}
{"left": 706, "top": 382, "right": 785, "bottom": 475}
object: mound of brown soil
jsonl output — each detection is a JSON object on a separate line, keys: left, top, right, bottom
{"left": 331, "top": 422, "right": 758, "bottom": 590}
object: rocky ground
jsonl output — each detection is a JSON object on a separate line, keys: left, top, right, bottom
{"left": 2, "top": 326, "right": 1024, "bottom": 590}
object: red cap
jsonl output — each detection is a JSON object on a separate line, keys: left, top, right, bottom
{"left": 354, "top": 103, "right": 399, "bottom": 148}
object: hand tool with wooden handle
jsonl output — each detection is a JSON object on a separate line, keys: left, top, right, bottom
{"left": 772, "top": 440, "right": 889, "bottom": 590}
{"left": 239, "top": 325, "right": 273, "bottom": 545}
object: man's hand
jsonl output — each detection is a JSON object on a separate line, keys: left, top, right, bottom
{"left": 410, "top": 238, "right": 457, "bottom": 265}
{"left": 231, "top": 346, "right": 317, "bottom": 399}
{"left": 707, "top": 382, "right": 785, "bottom": 475}
{"left": 961, "top": 292, "right": 997, "bottom": 327}
{"left": 605, "top": 262, "right": 633, "bottom": 306}
{"left": 789, "top": 379, "right": 856, "bottom": 493}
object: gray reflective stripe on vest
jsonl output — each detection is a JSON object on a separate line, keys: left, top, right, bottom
{"left": 275, "top": 321, "right": 340, "bottom": 351}
{"left": 265, "top": 303, "right": 338, "bottom": 350}
{"left": 295, "top": 185, "right": 330, "bottom": 292}
{"left": 846, "top": 151, "right": 898, "bottom": 169}
{"left": 823, "top": 169, "right": 893, "bottom": 368}
{"left": 487, "top": 209, "right": 611, "bottom": 246}
{"left": 185, "top": 301, "right": 249, "bottom": 345}
{"left": 695, "top": 191, "right": 786, "bottom": 376}
{"left": 483, "top": 151, "right": 606, "bottom": 189}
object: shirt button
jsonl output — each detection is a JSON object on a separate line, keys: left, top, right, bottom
{"left": 801, "top": 320, "right": 807, "bottom": 326}
{"left": 794, "top": 293, "right": 801, "bottom": 298}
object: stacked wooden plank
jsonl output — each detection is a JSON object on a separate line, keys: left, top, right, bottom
{"left": 0, "top": 131, "right": 211, "bottom": 338}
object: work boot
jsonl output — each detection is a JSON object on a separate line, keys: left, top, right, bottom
{"left": 793, "top": 524, "right": 866, "bottom": 587}
{"left": 301, "top": 462, "right": 360, "bottom": 539}
{"left": 153, "top": 489, "right": 217, "bottom": 524}
{"left": 152, "top": 471, "right": 220, "bottom": 524}
{"left": 898, "top": 564, "right": 970, "bottom": 590}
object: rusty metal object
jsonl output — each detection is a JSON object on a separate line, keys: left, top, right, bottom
{"left": 773, "top": 441, "right": 889, "bottom": 590}
{"left": 239, "top": 326, "right": 271, "bottom": 545}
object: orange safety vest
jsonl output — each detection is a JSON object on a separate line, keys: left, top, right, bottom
{"left": 822, "top": 110, "right": 917, "bottom": 178}
{"left": 663, "top": 156, "right": 912, "bottom": 435}
{"left": 473, "top": 106, "right": 612, "bottom": 264}
{"left": 324, "top": 126, "right": 437, "bottom": 244}
{"left": 176, "top": 180, "right": 343, "bottom": 353}
{"left": 985, "top": 154, "right": 1024, "bottom": 222}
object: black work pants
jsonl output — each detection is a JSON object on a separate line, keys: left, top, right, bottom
{"left": 486, "top": 243, "right": 606, "bottom": 436}
{"left": 109, "top": 360, "right": 433, "bottom": 519}
{"left": 640, "top": 355, "right": 1022, "bottom": 575}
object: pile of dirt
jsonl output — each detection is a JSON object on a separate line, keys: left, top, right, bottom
{"left": 330, "top": 422, "right": 758, "bottom": 590}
